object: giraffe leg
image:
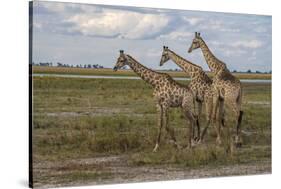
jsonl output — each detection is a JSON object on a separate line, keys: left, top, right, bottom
{"left": 153, "top": 104, "right": 163, "bottom": 152}
{"left": 212, "top": 92, "right": 222, "bottom": 146}
{"left": 182, "top": 107, "right": 196, "bottom": 148}
{"left": 163, "top": 107, "right": 180, "bottom": 149}
{"left": 234, "top": 107, "right": 243, "bottom": 148}
{"left": 221, "top": 98, "right": 240, "bottom": 156}
{"left": 199, "top": 96, "right": 213, "bottom": 143}
{"left": 194, "top": 101, "right": 202, "bottom": 141}
{"left": 215, "top": 98, "right": 225, "bottom": 145}
{"left": 226, "top": 100, "right": 242, "bottom": 148}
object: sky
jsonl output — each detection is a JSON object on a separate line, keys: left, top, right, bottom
{"left": 32, "top": 1, "right": 272, "bottom": 72}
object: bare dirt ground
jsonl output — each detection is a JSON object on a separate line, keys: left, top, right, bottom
{"left": 33, "top": 153, "right": 271, "bottom": 188}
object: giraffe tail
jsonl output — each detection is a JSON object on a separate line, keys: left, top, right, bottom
{"left": 236, "top": 87, "right": 243, "bottom": 104}
{"left": 236, "top": 87, "right": 243, "bottom": 143}
{"left": 238, "top": 111, "right": 243, "bottom": 126}
{"left": 237, "top": 110, "right": 243, "bottom": 133}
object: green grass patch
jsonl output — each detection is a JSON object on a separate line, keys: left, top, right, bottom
{"left": 32, "top": 77, "right": 271, "bottom": 165}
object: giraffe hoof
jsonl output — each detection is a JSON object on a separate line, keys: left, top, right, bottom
{"left": 185, "top": 145, "right": 192, "bottom": 150}
{"left": 216, "top": 137, "right": 222, "bottom": 145}
{"left": 174, "top": 143, "right": 182, "bottom": 150}
{"left": 153, "top": 144, "right": 159, "bottom": 152}
{"left": 190, "top": 140, "right": 197, "bottom": 148}
{"left": 234, "top": 136, "right": 242, "bottom": 148}
{"left": 235, "top": 142, "right": 242, "bottom": 148}
{"left": 193, "top": 136, "right": 200, "bottom": 142}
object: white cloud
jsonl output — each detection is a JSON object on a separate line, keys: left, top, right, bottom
{"left": 157, "top": 31, "right": 193, "bottom": 41}
{"left": 33, "top": 1, "right": 271, "bottom": 72}
{"left": 248, "top": 56, "right": 257, "bottom": 61}
{"left": 183, "top": 17, "right": 203, "bottom": 25}
{"left": 220, "top": 28, "right": 240, "bottom": 32}
{"left": 231, "top": 39, "right": 263, "bottom": 48}
{"left": 66, "top": 10, "right": 170, "bottom": 39}
{"left": 255, "top": 26, "right": 267, "bottom": 33}
{"left": 200, "top": 20, "right": 223, "bottom": 30}
{"left": 146, "top": 48, "right": 162, "bottom": 57}
{"left": 40, "top": 2, "right": 67, "bottom": 12}
{"left": 209, "top": 41, "right": 223, "bottom": 47}
{"left": 198, "top": 20, "right": 239, "bottom": 32}
{"left": 224, "top": 49, "right": 247, "bottom": 57}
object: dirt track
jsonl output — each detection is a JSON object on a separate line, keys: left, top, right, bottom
{"left": 33, "top": 154, "right": 271, "bottom": 188}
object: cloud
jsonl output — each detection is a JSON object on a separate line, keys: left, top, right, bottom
{"left": 224, "top": 49, "right": 247, "bottom": 57}
{"left": 33, "top": 1, "right": 272, "bottom": 72}
{"left": 41, "top": 2, "right": 66, "bottom": 12}
{"left": 208, "top": 40, "right": 223, "bottom": 47}
{"left": 255, "top": 26, "right": 268, "bottom": 33}
{"left": 231, "top": 39, "right": 263, "bottom": 48}
{"left": 38, "top": 3, "right": 171, "bottom": 40}
{"left": 66, "top": 11, "right": 170, "bottom": 39}
{"left": 157, "top": 31, "right": 193, "bottom": 41}
{"left": 183, "top": 17, "right": 203, "bottom": 25}
{"left": 146, "top": 48, "right": 162, "bottom": 57}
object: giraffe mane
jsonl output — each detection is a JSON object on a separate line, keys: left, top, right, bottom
{"left": 168, "top": 49, "right": 202, "bottom": 69}
{"left": 126, "top": 54, "right": 161, "bottom": 74}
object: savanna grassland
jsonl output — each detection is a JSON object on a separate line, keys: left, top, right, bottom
{"left": 32, "top": 75, "right": 271, "bottom": 188}
{"left": 32, "top": 66, "right": 272, "bottom": 80}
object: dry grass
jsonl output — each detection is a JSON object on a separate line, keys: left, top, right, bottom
{"left": 32, "top": 76, "right": 271, "bottom": 187}
{"left": 32, "top": 66, "right": 272, "bottom": 80}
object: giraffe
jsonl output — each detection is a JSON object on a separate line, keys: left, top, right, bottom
{"left": 113, "top": 50, "right": 198, "bottom": 152}
{"left": 159, "top": 46, "right": 225, "bottom": 143}
{"left": 188, "top": 32, "right": 243, "bottom": 147}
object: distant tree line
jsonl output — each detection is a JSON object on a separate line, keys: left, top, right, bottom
{"left": 32, "top": 62, "right": 53, "bottom": 67}
{"left": 233, "top": 69, "right": 272, "bottom": 74}
{"left": 166, "top": 68, "right": 272, "bottom": 74}
{"left": 163, "top": 68, "right": 271, "bottom": 74}
{"left": 32, "top": 62, "right": 104, "bottom": 69}
{"left": 31, "top": 61, "right": 271, "bottom": 74}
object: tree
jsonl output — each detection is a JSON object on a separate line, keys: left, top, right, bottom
{"left": 247, "top": 69, "right": 252, "bottom": 73}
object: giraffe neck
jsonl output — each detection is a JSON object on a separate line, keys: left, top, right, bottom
{"left": 126, "top": 55, "right": 161, "bottom": 87}
{"left": 199, "top": 38, "right": 226, "bottom": 74}
{"left": 167, "top": 49, "right": 202, "bottom": 79}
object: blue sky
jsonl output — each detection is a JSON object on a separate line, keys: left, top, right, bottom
{"left": 32, "top": 1, "right": 272, "bottom": 72}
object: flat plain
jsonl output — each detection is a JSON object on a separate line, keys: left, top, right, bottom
{"left": 32, "top": 67, "right": 272, "bottom": 188}
{"left": 32, "top": 66, "right": 272, "bottom": 79}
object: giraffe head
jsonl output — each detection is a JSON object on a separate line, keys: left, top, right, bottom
{"left": 113, "top": 50, "right": 128, "bottom": 71}
{"left": 188, "top": 32, "right": 202, "bottom": 53}
{"left": 159, "top": 46, "right": 170, "bottom": 66}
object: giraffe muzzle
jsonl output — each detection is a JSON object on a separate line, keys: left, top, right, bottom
{"left": 113, "top": 66, "right": 118, "bottom": 71}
